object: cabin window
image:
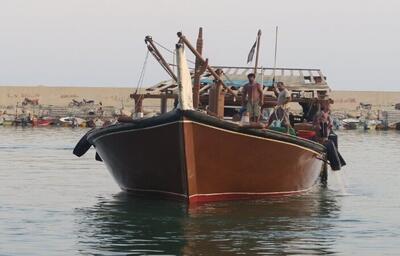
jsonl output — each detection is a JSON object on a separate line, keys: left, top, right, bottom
{"left": 314, "top": 76, "right": 322, "bottom": 84}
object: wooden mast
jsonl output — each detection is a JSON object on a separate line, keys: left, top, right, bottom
{"left": 253, "top": 29, "right": 262, "bottom": 77}
{"left": 193, "top": 27, "right": 203, "bottom": 109}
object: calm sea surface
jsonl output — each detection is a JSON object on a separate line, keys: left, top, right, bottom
{"left": 0, "top": 127, "right": 399, "bottom": 255}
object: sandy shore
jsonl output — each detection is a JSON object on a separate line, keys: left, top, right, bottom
{"left": 0, "top": 86, "right": 135, "bottom": 109}
{"left": 1, "top": 85, "right": 399, "bottom": 112}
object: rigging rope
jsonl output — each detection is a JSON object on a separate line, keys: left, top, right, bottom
{"left": 134, "top": 50, "right": 150, "bottom": 94}
{"left": 153, "top": 39, "right": 196, "bottom": 65}
{"left": 132, "top": 49, "right": 150, "bottom": 114}
{"left": 153, "top": 40, "right": 175, "bottom": 55}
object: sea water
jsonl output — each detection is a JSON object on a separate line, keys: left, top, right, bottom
{"left": 0, "top": 127, "right": 399, "bottom": 255}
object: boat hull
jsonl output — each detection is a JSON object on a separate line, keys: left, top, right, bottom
{"left": 86, "top": 110, "right": 325, "bottom": 203}
{"left": 93, "top": 121, "right": 189, "bottom": 200}
{"left": 183, "top": 120, "right": 324, "bottom": 203}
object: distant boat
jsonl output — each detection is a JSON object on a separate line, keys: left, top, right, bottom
{"left": 360, "top": 119, "right": 380, "bottom": 130}
{"left": 342, "top": 118, "right": 359, "bottom": 130}
{"left": 2, "top": 115, "right": 14, "bottom": 126}
{"left": 94, "top": 118, "right": 104, "bottom": 127}
{"left": 37, "top": 118, "right": 53, "bottom": 127}
{"left": 59, "top": 117, "right": 85, "bottom": 127}
{"left": 13, "top": 116, "right": 30, "bottom": 127}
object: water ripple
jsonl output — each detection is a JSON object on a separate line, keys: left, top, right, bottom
{"left": 0, "top": 128, "right": 400, "bottom": 255}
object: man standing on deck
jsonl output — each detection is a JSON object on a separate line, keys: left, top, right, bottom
{"left": 269, "top": 81, "right": 291, "bottom": 127}
{"left": 275, "top": 82, "right": 291, "bottom": 107}
{"left": 242, "top": 73, "right": 264, "bottom": 122}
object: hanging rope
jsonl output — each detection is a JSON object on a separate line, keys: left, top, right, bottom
{"left": 132, "top": 50, "right": 150, "bottom": 114}
{"left": 134, "top": 49, "right": 150, "bottom": 94}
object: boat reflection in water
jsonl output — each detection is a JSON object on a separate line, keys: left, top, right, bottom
{"left": 75, "top": 187, "right": 341, "bottom": 255}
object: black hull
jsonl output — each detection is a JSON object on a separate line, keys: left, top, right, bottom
{"left": 92, "top": 119, "right": 188, "bottom": 199}
{"left": 75, "top": 110, "right": 327, "bottom": 202}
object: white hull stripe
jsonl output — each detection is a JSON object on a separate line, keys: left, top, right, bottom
{"left": 121, "top": 186, "right": 314, "bottom": 200}
{"left": 189, "top": 186, "right": 314, "bottom": 199}
{"left": 93, "top": 120, "right": 323, "bottom": 155}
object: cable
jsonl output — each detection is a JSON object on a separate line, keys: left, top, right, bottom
{"left": 135, "top": 50, "right": 150, "bottom": 94}
{"left": 153, "top": 39, "right": 196, "bottom": 65}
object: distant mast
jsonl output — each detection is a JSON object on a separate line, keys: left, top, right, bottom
{"left": 272, "top": 26, "right": 279, "bottom": 86}
{"left": 193, "top": 27, "right": 203, "bottom": 109}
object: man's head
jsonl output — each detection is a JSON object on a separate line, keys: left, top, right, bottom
{"left": 247, "top": 73, "right": 255, "bottom": 83}
{"left": 277, "top": 81, "right": 285, "bottom": 91}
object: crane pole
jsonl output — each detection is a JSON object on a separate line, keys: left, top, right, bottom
{"left": 145, "top": 36, "right": 178, "bottom": 81}
{"left": 177, "top": 32, "right": 236, "bottom": 97}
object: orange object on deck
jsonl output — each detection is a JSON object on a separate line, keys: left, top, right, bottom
{"left": 296, "top": 130, "right": 316, "bottom": 140}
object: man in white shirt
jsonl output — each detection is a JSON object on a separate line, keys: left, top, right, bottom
{"left": 269, "top": 82, "right": 291, "bottom": 127}
{"left": 275, "top": 82, "right": 291, "bottom": 107}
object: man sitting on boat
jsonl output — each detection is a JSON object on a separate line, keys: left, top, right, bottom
{"left": 314, "top": 106, "right": 333, "bottom": 139}
{"left": 242, "top": 73, "right": 264, "bottom": 122}
{"left": 313, "top": 100, "right": 346, "bottom": 171}
{"left": 268, "top": 82, "right": 291, "bottom": 128}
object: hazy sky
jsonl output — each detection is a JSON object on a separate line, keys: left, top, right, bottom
{"left": 1, "top": 0, "right": 399, "bottom": 91}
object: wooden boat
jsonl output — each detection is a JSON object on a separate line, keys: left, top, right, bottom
{"left": 59, "top": 117, "right": 86, "bottom": 127}
{"left": 37, "top": 118, "right": 53, "bottom": 127}
{"left": 13, "top": 116, "right": 30, "bottom": 127}
{"left": 2, "top": 118, "right": 14, "bottom": 126}
{"left": 342, "top": 118, "right": 360, "bottom": 130}
{"left": 74, "top": 30, "right": 342, "bottom": 203}
{"left": 79, "top": 108, "right": 326, "bottom": 203}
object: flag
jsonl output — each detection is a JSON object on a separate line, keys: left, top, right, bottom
{"left": 247, "top": 40, "right": 257, "bottom": 63}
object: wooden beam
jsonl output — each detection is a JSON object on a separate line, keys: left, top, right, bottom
{"left": 145, "top": 36, "right": 178, "bottom": 81}
{"left": 177, "top": 32, "right": 236, "bottom": 98}
{"left": 160, "top": 94, "right": 168, "bottom": 114}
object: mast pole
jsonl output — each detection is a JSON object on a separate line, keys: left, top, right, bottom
{"left": 253, "top": 29, "right": 262, "bottom": 77}
{"left": 272, "top": 26, "right": 279, "bottom": 86}
{"left": 193, "top": 27, "right": 203, "bottom": 109}
{"left": 177, "top": 32, "right": 236, "bottom": 97}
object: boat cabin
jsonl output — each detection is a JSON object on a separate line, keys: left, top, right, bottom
{"left": 131, "top": 66, "right": 332, "bottom": 127}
